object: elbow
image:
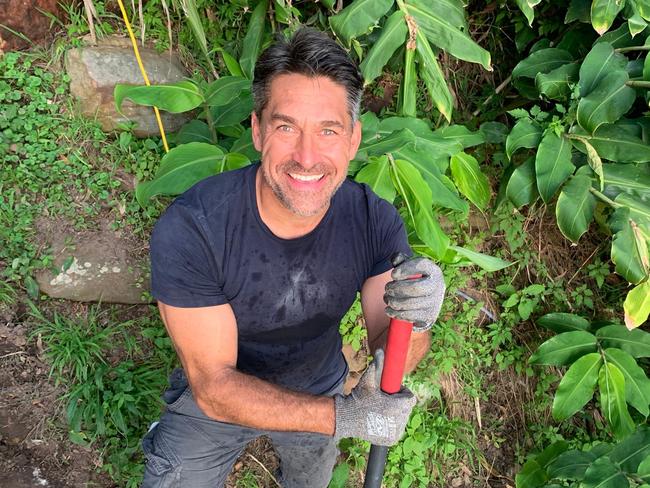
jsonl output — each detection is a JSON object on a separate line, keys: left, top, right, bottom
{"left": 189, "top": 367, "right": 236, "bottom": 421}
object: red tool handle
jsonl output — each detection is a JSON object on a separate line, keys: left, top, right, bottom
{"left": 380, "top": 318, "right": 413, "bottom": 393}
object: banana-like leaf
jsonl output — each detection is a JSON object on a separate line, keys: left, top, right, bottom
{"left": 552, "top": 352, "right": 602, "bottom": 421}
{"left": 599, "top": 361, "right": 635, "bottom": 438}
{"left": 114, "top": 81, "right": 204, "bottom": 114}
{"left": 579, "top": 41, "right": 628, "bottom": 97}
{"left": 577, "top": 70, "right": 636, "bottom": 133}
{"left": 604, "top": 348, "right": 650, "bottom": 416}
{"left": 535, "top": 132, "right": 575, "bottom": 204}
{"left": 211, "top": 91, "right": 254, "bottom": 127}
{"left": 628, "top": 9, "right": 648, "bottom": 37}
{"left": 176, "top": 120, "right": 213, "bottom": 144}
{"left": 358, "top": 128, "right": 417, "bottom": 159}
{"left": 401, "top": 0, "right": 491, "bottom": 70}
{"left": 506, "top": 119, "right": 542, "bottom": 160}
{"left": 515, "top": 441, "right": 569, "bottom": 488}
{"left": 516, "top": 0, "right": 535, "bottom": 26}
{"left": 329, "top": 0, "right": 394, "bottom": 44}
{"left": 602, "top": 163, "right": 650, "bottom": 200}
{"left": 392, "top": 158, "right": 450, "bottom": 258}
{"left": 178, "top": 0, "right": 217, "bottom": 77}
{"left": 591, "top": 0, "right": 625, "bottom": 35}
{"left": 136, "top": 142, "right": 224, "bottom": 206}
{"left": 216, "top": 48, "right": 245, "bottom": 77}
{"left": 537, "top": 313, "right": 592, "bottom": 333}
{"left": 597, "top": 324, "right": 650, "bottom": 357}
{"left": 450, "top": 152, "right": 490, "bottom": 210}
{"left": 512, "top": 48, "right": 573, "bottom": 79}
{"left": 596, "top": 22, "right": 636, "bottom": 48}
{"left": 547, "top": 449, "right": 597, "bottom": 480}
{"left": 230, "top": 128, "right": 260, "bottom": 161}
{"left": 556, "top": 173, "right": 596, "bottom": 242}
{"left": 610, "top": 208, "right": 649, "bottom": 284}
{"left": 572, "top": 125, "right": 650, "bottom": 163}
{"left": 506, "top": 157, "right": 538, "bottom": 207}
{"left": 448, "top": 245, "right": 512, "bottom": 272}
{"left": 204, "top": 77, "right": 251, "bottom": 107}
{"left": 416, "top": 30, "right": 453, "bottom": 122}
{"left": 240, "top": 0, "right": 268, "bottom": 80}
{"left": 437, "top": 125, "right": 485, "bottom": 148}
{"left": 608, "top": 426, "right": 650, "bottom": 472}
{"left": 355, "top": 155, "right": 396, "bottom": 203}
{"left": 530, "top": 330, "right": 598, "bottom": 366}
{"left": 624, "top": 281, "right": 650, "bottom": 330}
{"left": 581, "top": 457, "right": 629, "bottom": 488}
{"left": 360, "top": 11, "right": 408, "bottom": 85}
{"left": 401, "top": 46, "right": 417, "bottom": 117}
{"left": 535, "top": 63, "right": 579, "bottom": 100}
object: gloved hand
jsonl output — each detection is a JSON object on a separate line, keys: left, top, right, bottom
{"left": 333, "top": 349, "right": 416, "bottom": 446}
{"left": 384, "top": 253, "right": 445, "bottom": 332}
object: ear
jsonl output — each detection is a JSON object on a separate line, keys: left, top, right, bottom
{"left": 348, "top": 119, "right": 362, "bottom": 161}
{"left": 251, "top": 112, "right": 263, "bottom": 152}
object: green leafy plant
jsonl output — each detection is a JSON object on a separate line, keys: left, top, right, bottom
{"left": 529, "top": 312, "right": 650, "bottom": 439}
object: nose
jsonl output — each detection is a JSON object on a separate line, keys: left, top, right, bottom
{"left": 292, "top": 132, "right": 319, "bottom": 170}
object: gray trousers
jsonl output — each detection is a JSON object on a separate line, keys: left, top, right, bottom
{"left": 141, "top": 369, "right": 344, "bottom": 488}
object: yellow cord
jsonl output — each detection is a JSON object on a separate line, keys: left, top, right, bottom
{"left": 116, "top": 0, "right": 170, "bottom": 153}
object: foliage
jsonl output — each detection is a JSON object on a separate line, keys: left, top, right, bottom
{"left": 339, "top": 294, "right": 367, "bottom": 352}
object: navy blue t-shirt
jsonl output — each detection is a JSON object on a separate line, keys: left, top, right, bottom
{"left": 150, "top": 163, "right": 410, "bottom": 395}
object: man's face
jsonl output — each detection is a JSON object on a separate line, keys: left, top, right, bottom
{"left": 252, "top": 73, "right": 362, "bottom": 218}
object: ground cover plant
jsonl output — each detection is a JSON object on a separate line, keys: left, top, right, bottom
{"left": 1, "top": 0, "right": 649, "bottom": 487}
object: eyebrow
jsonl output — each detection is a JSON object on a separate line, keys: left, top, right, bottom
{"left": 269, "top": 112, "right": 346, "bottom": 129}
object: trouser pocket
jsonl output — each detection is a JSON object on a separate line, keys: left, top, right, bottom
{"left": 142, "top": 423, "right": 182, "bottom": 484}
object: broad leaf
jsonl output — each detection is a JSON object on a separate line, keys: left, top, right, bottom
{"left": 114, "top": 81, "right": 203, "bottom": 114}
{"left": 176, "top": 120, "right": 213, "bottom": 144}
{"left": 360, "top": 11, "right": 408, "bottom": 84}
{"left": 204, "top": 77, "right": 251, "bottom": 107}
{"left": 604, "top": 348, "right": 650, "bottom": 416}
{"left": 402, "top": 0, "right": 491, "bottom": 69}
{"left": 530, "top": 330, "right": 598, "bottom": 366}
{"left": 506, "top": 119, "right": 542, "bottom": 160}
{"left": 512, "top": 48, "right": 573, "bottom": 79}
{"left": 602, "top": 163, "right": 650, "bottom": 199}
{"left": 579, "top": 42, "right": 628, "bottom": 96}
{"left": 211, "top": 91, "right": 254, "bottom": 127}
{"left": 355, "top": 156, "right": 396, "bottom": 203}
{"left": 136, "top": 143, "right": 224, "bottom": 205}
{"left": 240, "top": 0, "right": 268, "bottom": 79}
{"left": 507, "top": 157, "right": 538, "bottom": 207}
{"left": 596, "top": 22, "right": 636, "bottom": 48}
{"left": 535, "top": 63, "right": 579, "bottom": 100}
{"left": 230, "top": 128, "right": 260, "bottom": 161}
{"left": 599, "top": 361, "right": 635, "bottom": 438}
{"left": 596, "top": 324, "right": 650, "bottom": 357}
{"left": 450, "top": 152, "right": 490, "bottom": 210}
{"left": 624, "top": 281, "right": 650, "bottom": 330}
{"left": 516, "top": 0, "right": 535, "bottom": 26}
{"left": 223, "top": 152, "right": 250, "bottom": 171}
{"left": 547, "top": 449, "right": 597, "bottom": 479}
{"left": 577, "top": 70, "right": 636, "bottom": 133}
{"left": 436, "top": 125, "right": 485, "bottom": 148}
{"left": 537, "top": 313, "right": 591, "bottom": 333}
{"left": 535, "top": 132, "right": 574, "bottom": 203}
{"left": 480, "top": 121, "right": 508, "bottom": 144}
{"left": 552, "top": 352, "right": 602, "bottom": 421}
{"left": 515, "top": 441, "right": 569, "bottom": 488}
{"left": 329, "top": 0, "right": 393, "bottom": 44}
{"left": 449, "top": 245, "right": 513, "bottom": 272}
{"left": 591, "top": 0, "right": 625, "bottom": 35}
{"left": 416, "top": 30, "right": 453, "bottom": 122}
{"left": 556, "top": 174, "right": 596, "bottom": 242}
{"left": 401, "top": 47, "right": 417, "bottom": 117}
{"left": 582, "top": 457, "right": 628, "bottom": 488}
{"left": 610, "top": 208, "right": 649, "bottom": 284}
{"left": 609, "top": 426, "right": 650, "bottom": 473}
{"left": 358, "top": 128, "right": 417, "bottom": 159}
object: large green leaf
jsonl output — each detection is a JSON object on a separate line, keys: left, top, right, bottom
{"left": 437, "top": 125, "right": 485, "bottom": 148}
{"left": 506, "top": 119, "right": 542, "bottom": 160}
{"left": 552, "top": 352, "right": 602, "bottom": 421}
{"left": 177, "top": 0, "right": 216, "bottom": 77}
{"left": 610, "top": 208, "right": 649, "bottom": 284}
{"left": 450, "top": 152, "right": 490, "bottom": 210}
{"left": 596, "top": 22, "right": 636, "bottom": 48}
{"left": 114, "top": 81, "right": 204, "bottom": 114}
{"left": 530, "top": 330, "right": 598, "bottom": 366}
{"left": 329, "top": 0, "right": 393, "bottom": 44}
{"left": 535, "top": 63, "right": 579, "bottom": 100}
{"left": 535, "top": 132, "right": 575, "bottom": 203}
{"left": 515, "top": 441, "right": 569, "bottom": 488}
{"left": 449, "top": 245, "right": 513, "bottom": 272}
{"left": 239, "top": 0, "right": 268, "bottom": 79}
{"left": 401, "top": 46, "right": 417, "bottom": 117}
{"left": 579, "top": 42, "right": 628, "bottom": 97}
{"left": 355, "top": 156, "right": 396, "bottom": 203}
{"left": 360, "top": 10, "right": 408, "bottom": 84}
{"left": 577, "top": 71, "right": 636, "bottom": 133}
{"left": 416, "top": 30, "right": 453, "bottom": 122}
{"left": 392, "top": 158, "right": 450, "bottom": 258}
{"left": 537, "top": 313, "right": 592, "bottom": 333}
{"left": 516, "top": 0, "right": 536, "bottom": 26}
{"left": 547, "top": 449, "right": 597, "bottom": 479}
{"left": 597, "top": 324, "right": 650, "bottom": 357}
{"left": 572, "top": 125, "right": 650, "bottom": 163}
{"left": 604, "top": 348, "right": 650, "bottom": 416}
{"left": 358, "top": 128, "right": 417, "bottom": 159}
{"left": 602, "top": 163, "right": 650, "bottom": 199}
{"left": 512, "top": 48, "right": 573, "bottom": 79}
{"left": 591, "top": 0, "right": 625, "bottom": 35}
{"left": 175, "top": 120, "right": 213, "bottom": 144}
{"left": 211, "top": 91, "right": 254, "bottom": 127}
{"left": 506, "top": 157, "right": 538, "bottom": 207}
{"left": 136, "top": 142, "right": 224, "bottom": 205}
{"left": 398, "top": 157, "right": 467, "bottom": 212}
{"left": 624, "top": 281, "right": 650, "bottom": 330}
{"left": 230, "top": 128, "right": 260, "bottom": 161}
{"left": 204, "top": 77, "right": 251, "bottom": 107}
{"left": 616, "top": 192, "right": 650, "bottom": 226}
{"left": 608, "top": 426, "right": 650, "bottom": 472}
{"left": 599, "top": 361, "right": 635, "bottom": 439}
{"left": 581, "top": 457, "right": 629, "bottom": 488}
{"left": 556, "top": 173, "right": 596, "bottom": 242}
{"left": 401, "top": 0, "right": 491, "bottom": 69}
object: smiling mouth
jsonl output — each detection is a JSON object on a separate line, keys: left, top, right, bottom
{"left": 288, "top": 173, "right": 325, "bottom": 182}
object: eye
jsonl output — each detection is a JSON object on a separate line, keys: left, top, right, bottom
{"left": 322, "top": 128, "right": 337, "bottom": 136}
{"left": 278, "top": 124, "right": 294, "bottom": 133}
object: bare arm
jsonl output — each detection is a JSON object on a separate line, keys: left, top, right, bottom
{"left": 360, "top": 270, "right": 431, "bottom": 374}
{"left": 158, "top": 302, "right": 335, "bottom": 434}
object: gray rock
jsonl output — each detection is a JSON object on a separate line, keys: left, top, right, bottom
{"left": 35, "top": 228, "right": 151, "bottom": 304}
{"left": 65, "top": 37, "right": 190, "bottom": 137}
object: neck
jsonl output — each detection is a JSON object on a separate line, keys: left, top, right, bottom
{"left": 255, "top": 169, "right": 329, "bottom": 239}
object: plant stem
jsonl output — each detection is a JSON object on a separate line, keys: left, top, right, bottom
{"left": 204, "top": 103, "right": 218, "bottom": 144}
{"left": 616, "top": 45, "right": 650, "bottom": 53}
{"left": 626, "top": 80, "right": 650, "bottom": 88}
{"left": 589, "top": 187, "right": 620, "bottom": 208}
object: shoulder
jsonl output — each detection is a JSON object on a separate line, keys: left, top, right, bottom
{"left": 336, "top": 178, "right": 400, "bottom": 220}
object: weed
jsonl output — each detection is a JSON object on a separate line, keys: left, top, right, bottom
{"left": 339, "top": 294, "right": 366, "bottom": 352}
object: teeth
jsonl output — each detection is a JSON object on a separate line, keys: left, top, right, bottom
{"left": 289, "top": 173, "right": 323, "bottom": 182}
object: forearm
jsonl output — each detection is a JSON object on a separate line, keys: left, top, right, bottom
{"left": 192, "top": 367, "right": 335, "bottom": 435}
{"left": 369, "top": 328, "right": 430, "bottom": 374}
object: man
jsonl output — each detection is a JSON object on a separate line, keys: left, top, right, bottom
{"left": 142, "top": 27, "right": 445, "bottom": 488}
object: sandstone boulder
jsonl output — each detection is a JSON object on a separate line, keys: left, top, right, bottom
{"left": 0, "top": 0, "right": 63, "bottom": 51}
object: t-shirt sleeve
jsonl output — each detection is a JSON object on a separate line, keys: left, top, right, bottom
{"left": 150, "top": 202, "right": 228, "bottom": 307}
{"left": 368, "top": 195, "right": 413, "bottom": 277}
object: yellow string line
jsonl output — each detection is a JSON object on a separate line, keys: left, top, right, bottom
{"left": 116, "top": 0, "right": 170, "bottom": 153}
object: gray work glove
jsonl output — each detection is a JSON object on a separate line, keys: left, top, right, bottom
{"left": 384, "top": 253, "right": 445, "bottom": 332}
{"left": 333, "top": 349, "right": 416, "bottom": 446}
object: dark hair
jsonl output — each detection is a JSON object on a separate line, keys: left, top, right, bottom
{"left": 252, "top": 27, "right": 364, "bottom": 123}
